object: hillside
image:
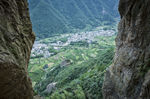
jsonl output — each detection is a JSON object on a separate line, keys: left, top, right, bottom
{"left": 28, "top": 29, "right": 116, "bottom": 98}
{"left": 1, "top": 0, "right": 150, "bottom": 99}
{"left": 28, "top": 0, "right": 119, "bottom": 38}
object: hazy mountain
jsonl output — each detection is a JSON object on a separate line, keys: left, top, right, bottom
{"left": 28, "top": 0, "right": 119, "bottom": 38}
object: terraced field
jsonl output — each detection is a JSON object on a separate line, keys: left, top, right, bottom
{"left": 28, "top": 31, "right": 116, "bottom": 98}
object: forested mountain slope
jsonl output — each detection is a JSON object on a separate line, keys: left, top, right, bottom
{"left": 28, "top": 0, "right": 119, "bottom": 38}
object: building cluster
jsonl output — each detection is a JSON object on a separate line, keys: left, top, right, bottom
{"left": 31, "top": 29, "right": 115, "bottom": 58}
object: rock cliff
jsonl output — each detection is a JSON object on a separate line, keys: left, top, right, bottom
{"left": 0, "top": 0, "right": 35, "bottom": 98}
{"left": 103, "top": 0, "right": 150, "bottom": 99}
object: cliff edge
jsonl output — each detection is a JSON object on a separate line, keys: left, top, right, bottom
{"left": 0, "top": 0, "right": 35, "bottom": 98}
{"left": 103, "top": 0, "right": 150, "bottom": 99}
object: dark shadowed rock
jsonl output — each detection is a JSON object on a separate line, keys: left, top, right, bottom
{"left": 0, "top": 0, "right": 35, "bottom": 98}
{"left": 103, "top": 0, "right": 150, "bottom": 99}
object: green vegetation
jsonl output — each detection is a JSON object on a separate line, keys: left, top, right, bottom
{"left": 28, "top": 0, "right": 119, "bottom": 98}
{"left": 28, "top": 0, "right": 119, "bottom": 38}
{"left": 28, "top": 35, "right": 115, "bottom": 98}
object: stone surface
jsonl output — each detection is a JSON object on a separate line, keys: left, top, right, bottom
{"left": 44, "top": 82, "right": 57, "bottom": 94}
{"left": 102, "top": 0, "right": 150, "bottom": 99}
{"left": 0, "top": 0, "right": 35, "bottom": 98}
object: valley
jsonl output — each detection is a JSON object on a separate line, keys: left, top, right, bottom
{"left": 28, "top": 27, "right": 116, "bottom": 98}
{"left": 28, "top": 0, "right": 119, "bottom": 38}
{"left": 31, "top": 28, "right": 116, "bottom": 58}
{"left": 0, "top": 0, "right": 148, "bottom": 98}
{"left": 28, "top": 0, "right": 119, "bottom": 98}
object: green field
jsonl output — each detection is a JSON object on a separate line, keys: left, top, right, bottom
{"left": 28, "top": 35, "right": 115, "bottom": 99}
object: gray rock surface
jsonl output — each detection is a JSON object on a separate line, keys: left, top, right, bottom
{"left": 44, "top": 82, "right": 57, "bottom": 94}
{"left": 103, "top": 0, "right": 150, "bottom": 99}
{"left": 0, "top": 0, "right": 35, "bottom": 98}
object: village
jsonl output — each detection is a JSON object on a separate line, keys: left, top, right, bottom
{"left": 31, "top": 29, "right": 116, "bottom": 58}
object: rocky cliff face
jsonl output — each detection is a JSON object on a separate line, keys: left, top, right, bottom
{"left": 103, "top": 0, "right": 150, "bottom": 99}
{"left": 0, "top": 0, "right": 35, "bottom": 98}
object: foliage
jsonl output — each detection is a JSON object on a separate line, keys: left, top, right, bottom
{"left": 28, "top": 35, "right": 116, "bottom": 98}
{"left": 28, "top": 0, "right": 119, "bottom": 38}
{"left": 70, "top": 41, "right": 89, "bottom": 47}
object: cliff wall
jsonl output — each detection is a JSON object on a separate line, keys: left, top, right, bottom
{"left": 103, "top": 0, "right": 150, "bottom": 99}
{"left": 0, "top": 0, "right": 35, "bottom": 98}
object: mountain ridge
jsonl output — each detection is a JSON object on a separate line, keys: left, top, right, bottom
{"left": 28, "top": 0, "right": 119, "bottom": 38}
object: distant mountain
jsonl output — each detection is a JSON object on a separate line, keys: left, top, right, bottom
{"left": 28, "top": 0, "right": 119, "bottom": 38}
